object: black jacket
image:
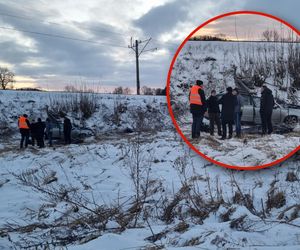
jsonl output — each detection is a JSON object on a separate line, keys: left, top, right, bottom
{"left": 207, "top": 95, "right": 220, "bottom": 114}
{"left": 189, "top": 87, "right": 207, "bottom": 115}
{"left": 36, "top": 121, "right": 46, "bottom": 136}
{"left": 260, "top": 88, "right": 274, "bottom": 114}
{"left": 30, "top": 122, "right": 38, "bottom": 135}
{"left": 219, "top": 92, "right": 235, "bottom": 121}
{"left": 64, "top": 118, "right": 72, "bottom": 133}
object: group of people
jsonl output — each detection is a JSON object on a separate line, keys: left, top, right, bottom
{"left": 189, "top": 80, "right": 274, "bottom": 140}
{"left": 18, "top": 114, "right": 73, "bottom": 149}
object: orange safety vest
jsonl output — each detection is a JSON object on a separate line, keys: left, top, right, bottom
{"left": 18, "top": 116, "right": 29, "bottom": 129}
{"left": 189, "top": 85, "right": 202, "bottom": 105}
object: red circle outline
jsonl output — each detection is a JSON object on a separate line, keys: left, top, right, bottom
{"left": 166, "top": 10, "right": 300, "bottom": 170}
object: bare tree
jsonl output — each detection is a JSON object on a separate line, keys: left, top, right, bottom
{"left": 262, "top": 29, "right": 280, "bottom": 42}
{"left": 64, "top": 85, "right": 78, "bottom": 92}
{"left": 141, "top": 86, "right": 154, "bottom": 95}
{"left": 123, "top": 87, "right": 132, "bottom": 95}
{"left": 112, "top": 86, "right": 132, "bottom": 95}
{"left": 0, "top": 67, "right": 15, "bottom": 90}
{"left": 113, "top": 86, "right": 123, "bottom": 94}
{"left": 262, "top": 30, "right": 272, "bottom": 42}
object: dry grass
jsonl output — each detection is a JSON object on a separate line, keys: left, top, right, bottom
{"left": 266, "top": 191, "right": 286, "bottom": 211}
{"left": 286, "top": 172, "right": 298, "bottom": 182}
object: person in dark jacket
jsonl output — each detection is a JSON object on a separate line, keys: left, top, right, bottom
{"left": 30, "top": 119, "right": 38, "bottom": 146}
{"left": 45, "top": 118, "right": 53, "bottom": 147}
{"left": 233, "top": 88, "right": 243, "bottom": 138}
{"left": 219, "top": 87, "right": 235, "bottom": 140}
{"left": 189, "top": 80, "right": 207, "bottom": 139}
{"left": 63, "top": 117, "right": 72, "bottom": 144}
{"left": 36, "top": 118, "right": 46, "bottom": 148}
{"left": 207, "top": 90, "right": 221, "bottom": 136}
{"left": 260, "top": 85, "right": 274, "bottom": 135}
{"left": 18, "top": 114, "right": 31, "bottom": 149}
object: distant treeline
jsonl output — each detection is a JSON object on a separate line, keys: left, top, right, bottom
{"left": 15, "top": 88, "right": 43, "bottom": 91}
{"left": 112, "top": 86, "right": 166, "bottom": 96}
{"left": 189, "top": 35, "right": 230, "bottom": 41}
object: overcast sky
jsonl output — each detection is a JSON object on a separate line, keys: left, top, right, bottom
{"left": 0, "top": 0, "right": 299, "bottom": 92}
{"left": 194, "top": 15, "right": 297, "bottom": 41}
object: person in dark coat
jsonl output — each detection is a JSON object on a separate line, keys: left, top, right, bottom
{"left": 45, "top": 118, "right": 53, "bottom": 147}
{"left": 219, "top": 87, "right": 235, "bottom": 140}
{"left": 63, "top": 117, "right": 72, "bottom": 144}
{"left": 189, "top": 80, "right": 207, "bottom": 139}
{"left": 260, "top": 85, "right": 274, "bottom": 135}
{"left": 36, "top": 118, "right": 46, "bottom": 148}
{"left": 233, "top": 88, "right": 243, "bottom": 138}
{"left": 30, "top": 119, "right": 38, "bottom": 146}
{"left": 18, "top": 114, "right": 31, "bottom": 149}
{"left": 207, "top": 90, "right": 221, "bottom": 136}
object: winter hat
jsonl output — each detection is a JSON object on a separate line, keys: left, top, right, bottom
{"left": 196, "top": 80, "right": 204, "bottom": 86}
{"left": 227, "top": 87, "right": 233, "bottom": 92}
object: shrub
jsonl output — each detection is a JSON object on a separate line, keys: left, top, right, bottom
{"left": 49, "top": 92, "right": 98, "bottom": 120}
{"left": 266, "top": 190, "right": 286, "bottom": 210}
{"left": 286, "top": 172, "right": 298, "bottom": 182}
{"left": 79, "top": 92, "right": 97, "bottom": 119}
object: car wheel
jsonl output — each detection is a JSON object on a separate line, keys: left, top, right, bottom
{"left": 284, "top": 116, "right": 298, "bottom": 127}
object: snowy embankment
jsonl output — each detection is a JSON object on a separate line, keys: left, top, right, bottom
{"left": 0, "top": 90, "right": 171, "bottom": 137}
{"left": 170, "top": 41, "right": 300, "bottom": 167}
{"left": 0, "top": 90, "right": 300, "bottom": 249}
{"left": 170, "top": 41, "right": 300, "bottom": 102}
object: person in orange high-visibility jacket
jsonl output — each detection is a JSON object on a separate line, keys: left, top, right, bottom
{"left": 189, "top": 80, "right": 207, "bottom": 139}
{"left": 18, "top": 114, "right": 31, "bottom": 149}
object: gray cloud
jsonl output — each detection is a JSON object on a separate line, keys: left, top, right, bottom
{"left": 133, "top": 0, "right": 189, "bottom": 37}
{"left": 0, "top": 1, "right": 132, "bottom": 88}
{"left": 242, "top": 0, "right": 300, "bottom": 30}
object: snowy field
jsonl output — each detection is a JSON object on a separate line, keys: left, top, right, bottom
{"left": 170, "top": 41, "right": 300, "bottom": 167}
{"left": 0, "top": 90, "right": 300, "bottom": 249}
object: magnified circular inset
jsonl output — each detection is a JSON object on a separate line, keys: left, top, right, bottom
{"left": 167, "top": 11, "right": 300, "bottom": 170}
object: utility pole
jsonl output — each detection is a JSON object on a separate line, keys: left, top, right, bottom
{"left": 135, "top": 39, "right": 140, "bottom": 95}
{"left": 129, "top": 37, "right": 157, "bottom": 95}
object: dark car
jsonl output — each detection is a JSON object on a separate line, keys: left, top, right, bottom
{"left": 51, "top": 121, "right": 94, "bottom": 139}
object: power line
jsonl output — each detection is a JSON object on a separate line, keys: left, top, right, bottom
{"left": 0, "top": 10, "right": 132, "bottom": 39}
{"left": 0, "top": 26, "right": 128, "bottom": 48}
{"left": 0, "top": 10, "right": 179, "bottom": 49}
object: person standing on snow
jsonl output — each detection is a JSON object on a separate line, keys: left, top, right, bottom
{"left": 233, "top": 88, "right": 243, "bottom": 138}
{"left": 189, "top": 80, "right": 207, "bottom": 139}
{"left": 36, "top": 118, "right": 46, "bottom": 148}
{"left": 18, "top": 114, "right": 31, "bottom": 149}
{"left": 219, "top": 87, "right": 235, "bottom": 140}
{"left": 45, "top": 118, "right": 53, "bottom": 147}
{"left": 260, "top": 85, "right": 274, "bottom": 135}
{"left": 207, "top": 89, "right": 222, "bottom": 136}
{"left": 63, "top": 117, "right": 72, "bottom": 144}
{"left": 30, "top": 119, "right": 38, "bottom": 147}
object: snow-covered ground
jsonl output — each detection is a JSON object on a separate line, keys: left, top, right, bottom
{"left": 0, "top": 90, "right": 300, "bottom": 249}
{"left": 169, "top": 41, "right": 300, "bottom": 167}
{"left": 179, "top": 117, "right": 300, "bottom": 167}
